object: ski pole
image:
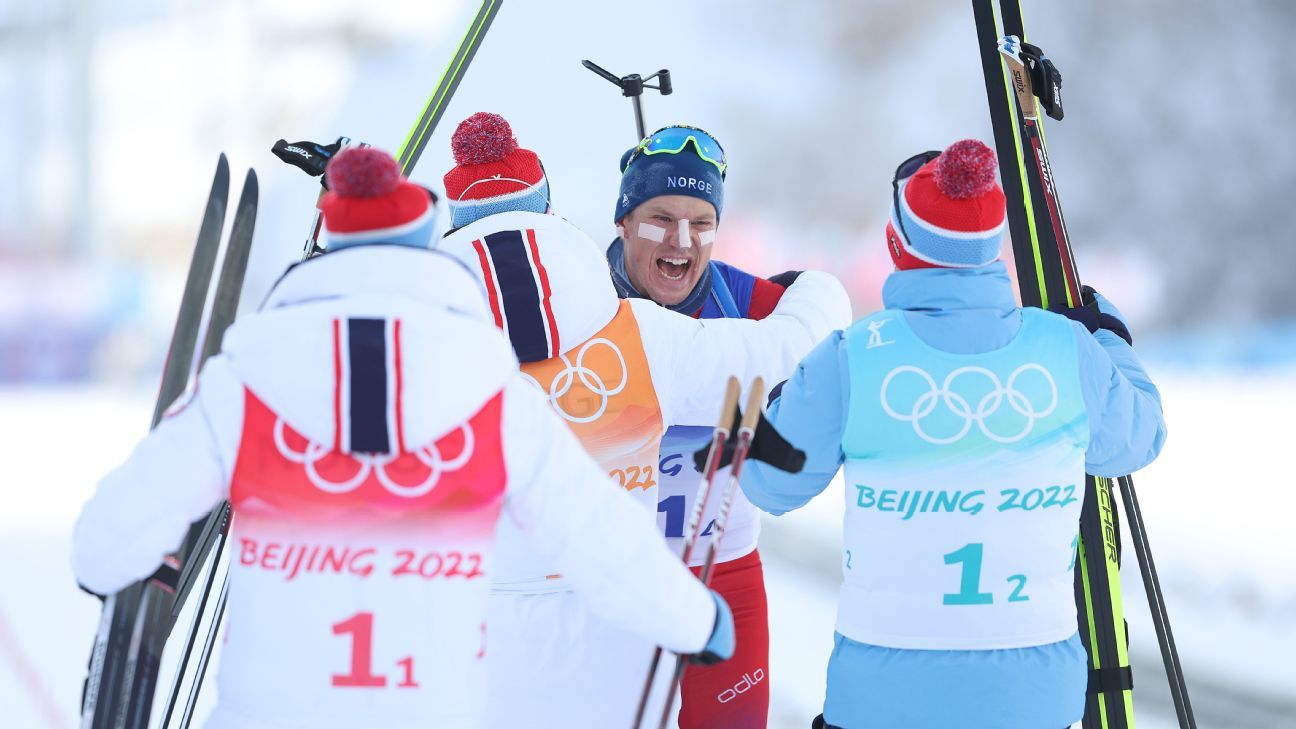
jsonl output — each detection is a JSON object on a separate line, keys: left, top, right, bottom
{"left": 652, "top": 379, "right": 766, "bottom": 729}
{"left": 581, "top": 60, "right": 672, "bottom": 141}
{"left": 632, "top": 377, "right": 741, "bottom": 727}
{"left": 1117, "top": 475, "right": 1196, "bottom": 728}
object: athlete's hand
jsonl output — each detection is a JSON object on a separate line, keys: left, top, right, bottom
{"left": 1048, "top": 285, "right": 1133, "bottom": 346}
{"left": 693, "top": 404, "right": 806, "bottom": 474}
{"left": 766, "top": 270, "right": 802, "bottom": 288}
{"left": 690, "top": 591, "right": 735, "bottom": 665}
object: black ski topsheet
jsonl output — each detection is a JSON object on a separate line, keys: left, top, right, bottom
{"left": 971, "top": 2, "right": 1134, "bottom": 728}
{"left": 81, "top": 164, "right": 258, "bottom": 729}
{"left": 151, "top": 157, "right": 231, "bottom": 427}
{"left": 155, "top": 170, "right": 259, "bottom": 727}
{"left": 396, "top": 0, "right": 503, "bottom": 176}
{"left": 82, "top": 155, "right": 230, "bottom": 729}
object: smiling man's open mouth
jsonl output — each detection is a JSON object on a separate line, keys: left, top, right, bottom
{"left": 656, "top": 256, "right": 692, "bottom": 281}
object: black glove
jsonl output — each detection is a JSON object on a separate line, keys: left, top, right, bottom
{"left": 271, "top": 138, "right": 345, "bottom": 184}
{"left": 1048, "top": 285, "right": 1133, "bottom": 346}
{"left": 693, "top": 402, "right": 806, "bottom": 474}
{"left": 767, "top": 270, "right": 803, "bottom": 288}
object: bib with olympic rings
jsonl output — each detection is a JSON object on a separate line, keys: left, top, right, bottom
{"left": 837, "top": 308, "right": 1089, "bottom": 650}
{"left": 231, "top": 388, "right": 507, "bottom": 526}
{"left": 491, "top": 302, "right": 665, "bottom": 591}
{"left": 518, "top": 300, "right": 664, "bottom": 508}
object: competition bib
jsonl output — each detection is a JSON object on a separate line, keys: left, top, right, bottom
{"left": 492, "top": 301, "right": 666, "bottom": 590}
{"left": 838, "top": 309, "right": 1089, "bottom": 650}
{"left": 655, "top": 425, "right": 761, "bottom": 567}
{"left": 518, "top": 301, "right": 665, "bottom": 510}
{"left": 222, "top": 316, "right": 507, "bottom": 726}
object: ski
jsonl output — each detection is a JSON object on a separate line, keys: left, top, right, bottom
{"left": 81, "top": 154, "right": 231, "bottom": 729}
{"left": 284, "top": 0, "right": 503, "bottom": 259}
{"left": 154, "top": 170, "right": 259, "bottom": 729}
{"left": 972, "top": 2, "right": 1196, "bottom": 728}
{"left": 395, "top": 0, "right": 503, "bottom": 176}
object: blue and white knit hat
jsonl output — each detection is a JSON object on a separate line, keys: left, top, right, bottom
{"left": 888, "top": 139, "right": 1007, "bottom": 269}
{"left": 443, "top": 112, "right": 549, "bottom": 229}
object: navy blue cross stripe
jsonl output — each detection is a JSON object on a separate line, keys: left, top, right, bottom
{"left": 347, "top": 317, "right": 391, "bottom": 454}
{"left": 483, "top": 229, "right": 550, "bottom": 363}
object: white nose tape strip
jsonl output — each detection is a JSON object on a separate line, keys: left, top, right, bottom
{"left": 637, "top": 221, "right": 666, "bottom": 243}
{"left": 677, "top": 218, "right": 692, "bottom": 249}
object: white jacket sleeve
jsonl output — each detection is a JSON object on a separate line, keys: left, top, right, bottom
{"left": 499, "top": 376, "right": 716, "bottom": 654}
{"left": 635, "top": 270, "right": 853, "bottom": 426}
{"left": 71, "top": 357, "right": 244, "bottom": 596}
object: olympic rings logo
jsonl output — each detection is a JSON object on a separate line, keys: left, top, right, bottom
{"left": 879, "top": 363, "right": 1058, "bottom": 445}
{"left": 273, "top": 419, "right": 474, "bottom": 498}
{"left": 522, "top": 337, "right": 628, "bottom": 424}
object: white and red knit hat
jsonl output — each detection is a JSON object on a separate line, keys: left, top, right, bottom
{"left": 443, "top": 112, "right": 549, "bottom": 228}
{"left": 319, "top": 147, "right": 436, "bottom": 250}
{"left": 887, "top": 139, "right": 1007, "bottom": 270}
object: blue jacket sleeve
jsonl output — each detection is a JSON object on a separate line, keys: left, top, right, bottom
{"left": 741, "top": 330, "right": 849, "bottom": 515}
{"left": 1074, "top": 301, "right": 1167, "bottom": 476}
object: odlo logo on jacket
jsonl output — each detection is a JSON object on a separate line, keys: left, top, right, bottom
{"left": 716, "top": 669, "right": 765, "bottom": 703}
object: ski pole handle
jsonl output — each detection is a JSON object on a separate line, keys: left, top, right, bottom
{"left": 699, "top": 378, "right": 763, "bottom": 585}
{"left": 679, "top": 377, "right": 741, "bottom": 565}
{"left": 271, "top": 137, "right": 347, "bottom": 179}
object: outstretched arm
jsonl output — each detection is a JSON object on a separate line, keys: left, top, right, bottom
{"left": 638, "top": 270, "right": 852, "bottom": 427}
{"left": 742, "top": 332, "right": 850, "bottom": 515}
{"left": 72, "top": 359, "right": 243, "bottom": 595}
{"left": 501, "top": 378, "right": 717, "bottom": 654}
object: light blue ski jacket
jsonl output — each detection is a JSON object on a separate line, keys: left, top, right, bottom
{"left": 743, "top": 262, "right": 1166, "bottom": 729}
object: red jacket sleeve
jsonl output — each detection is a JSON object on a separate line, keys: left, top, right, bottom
{"left": 747, "top": 277, "right": 787, "bottom": 321}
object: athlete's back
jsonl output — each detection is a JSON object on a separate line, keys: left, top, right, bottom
{"left": 73, "top": 148, "right": 728, "bottom": 729}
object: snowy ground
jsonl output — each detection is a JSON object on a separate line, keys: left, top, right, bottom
{"left": 2, "top": 364, "right": 1293, "bottom": 728}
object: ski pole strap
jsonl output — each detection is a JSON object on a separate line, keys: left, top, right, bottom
{"left": 1018, "top": 41, "right": 1064, "bottom": 121}
{"left": 1087, "top": 665, "right": 1134, "bottom": 695}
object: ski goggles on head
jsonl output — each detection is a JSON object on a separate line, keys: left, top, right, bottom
{"left": 624, "top": 125, "right": 728, "bottom": 177}
{"left": 890, "top": 150, "right": 941, "bottom": 245}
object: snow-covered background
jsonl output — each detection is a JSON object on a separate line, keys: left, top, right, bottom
{"left": 2, "top": 0, "right": 1293, "bottom": 727}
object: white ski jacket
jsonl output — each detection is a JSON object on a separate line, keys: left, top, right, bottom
{"left": 436, "top": 212, "right": 851, "bottom": 728}
{"left": 71, "top": 245, "right": 719, "bottom": 729}
{"left": 439, "top": 211, "right": 852, "bottom": 591}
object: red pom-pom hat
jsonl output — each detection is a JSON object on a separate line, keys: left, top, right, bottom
{"left": 443, "top": 112, "right": 548, "bottom": 228}
{"left": 320, "top": 147, "right": 435, "bottom": 250}
{"left": 889, "top": 139, "right": 1006, "bottom": 270}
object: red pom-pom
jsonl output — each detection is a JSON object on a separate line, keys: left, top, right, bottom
{"left": 325, "top": 147, "right": 401, "bottom": 198}
{"left": 451, "top": 112, "right": 518, "bottom": 165}
{"left": 934, "top": 139, "right": 998, "bottom": 200}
